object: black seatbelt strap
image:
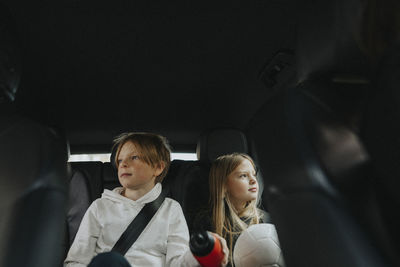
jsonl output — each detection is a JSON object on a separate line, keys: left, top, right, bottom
{"left": 112, "top": 188, "right": 167, "bottom": 255}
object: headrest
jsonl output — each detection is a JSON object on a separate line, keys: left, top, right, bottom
{"left": 110, "top": 144, "right": 117, "bottom": 169}
{"left": 196, "top": 128, "right": 248, "bottom": 162}
{"left": 296, "top": 0, "right": 369, "bottom": 83}
{"left": 103, "top": 162, "right": 118, "bottom": 183}
{"left": 0, "top": 4, "right": 21, "bottom": 104}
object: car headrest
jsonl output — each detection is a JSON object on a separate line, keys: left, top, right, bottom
{"left": 110, "top": 144, "right": 117, "bottom": 169}
{"left": 0, "top": 4, "right": 21, "bottom": 104}
{"left": 196, "top": 128, "right": 248, "bottom": 163}
{"left": 103, "top": 162, "right": 120, "bottom": 190}
{"left": 296, "top": 0, "right": 369, "bottom": 83}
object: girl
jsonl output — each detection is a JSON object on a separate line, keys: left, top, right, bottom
{"left": 65, "top": 132, "right": 228, "bottom": 267}
{"left": 195, "top": 153, "right": 269, "bottom": 266}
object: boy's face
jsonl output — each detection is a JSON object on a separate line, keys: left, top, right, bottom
{"left": 117, "top": 141, "right": 163, "bottom": 192}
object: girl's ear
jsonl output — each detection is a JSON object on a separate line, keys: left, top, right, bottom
{"left": 223, "top": 190, "right": 228, "bottom": 199}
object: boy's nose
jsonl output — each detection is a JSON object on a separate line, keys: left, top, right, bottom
{"left": 120, "top": 158, "right": 128, "bottom": 167}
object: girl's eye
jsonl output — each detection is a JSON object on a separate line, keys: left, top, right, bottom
{"left": 117, "top": 159, "right": 122, "bottom": 165}
{"left": 131, "top": 155, "right": 139, "bottom": 160}
{"left": 239, "top": 174, "right": 247, "bottom": 178}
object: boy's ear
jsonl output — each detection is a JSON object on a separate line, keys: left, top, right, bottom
{"left": 154, "top": 161, "right": 165, "bottom": 177}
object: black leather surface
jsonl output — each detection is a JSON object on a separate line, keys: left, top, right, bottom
{"left": 0, "top": 116, "right": 68, "bottom": 267}
{"left": 245, "top": 0, "right": 396, "bottom": 265}
{"left": 163, "top": 160, "right": 211, "bottom": 233}
{"left": 66, "top": 161, "right": 120, "bottom": 250}
{"left": 196, "top": 128, "right": 249, "bottom": 163}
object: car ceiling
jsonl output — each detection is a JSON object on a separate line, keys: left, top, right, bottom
{"left": 3, "top": 0, "right": 296, "bottom": 152}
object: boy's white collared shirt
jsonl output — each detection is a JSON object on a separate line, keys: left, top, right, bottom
{"left": 65, "top": 183, "right": 200, "bottom": 267}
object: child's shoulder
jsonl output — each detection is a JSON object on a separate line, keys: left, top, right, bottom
{"left": 163, "top": 196, "right": 183, "bottom": 210}
{"left": 257, "top": 208, "right": 272, "bottom": 224}
{"left": 90, "top": 194, "right": 115, "bottom": 207}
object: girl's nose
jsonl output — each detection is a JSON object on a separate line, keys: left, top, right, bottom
{"left": 249, "top": 176, "right": 257, "bottom": 184}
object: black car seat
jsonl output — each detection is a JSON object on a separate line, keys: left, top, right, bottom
{"left": 65, "top": 161, "right": 120, "bottom": 255}
{"left": 164, "top": 128, "right": 252, "bottom": 232}
{"left": 0, "top": 6, "right": 69, "bottom": 267}
{"left": 65, "top": 128, "right": 251, "bottom": 251}
{"left": 360, "top": 1, "right": 400, "bottom": 264}
{"left": 247, "top": 0, "right": 394, "bottom": 266}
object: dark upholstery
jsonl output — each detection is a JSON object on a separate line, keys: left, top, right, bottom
{"left": 65, "top": 128, "right": 253, "bottom": 250}
{"left": 197, "top": 128, "right": 266, "bottom": 204}
{"left": 196, "top": 128, "right": 248, "bottom": 162}
{"left": 67, "top": 170, "right": 91, "bottom": 247}
{"left": 247, "top": 84, "right": 384, "bottom": 267}
{"left": 103, "top": 162, "right": 120, "bottom": 190}
{"left": 163, "top": 160, "right": 211, "bottom": 233}
{"left": 0, "top": 115, "right": 69, "bottom": 267}
{"left": 0, "top": 6, "right": 68, "bottom": 266}
{"left": 165, "top": 128, "right": 255, "bottom": 232}
{"left": 361, "top": 42, "right": 400, "bottom": 265}
{"left": 70, "top": 162, "right": 103, "bottom": 202}
{"left": 65, "top": 161, "right": 120, "bottom": 252}
{"left": 247, "top": 0, "right": 397, "bottom": 266}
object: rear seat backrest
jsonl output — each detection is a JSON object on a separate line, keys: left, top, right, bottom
{"left": 66, "top": 162, "right": 120, "bottom": 252}
{"left": 66, "top": 128, "right": 251, "bottom": 251}
{"left": 67, "top": 169, "right": 91, "bottom": 247}
{"left": 162, "top": 160, "right": 211, "bottom": 232}
{"left": 164, "top": 128, "right": 251, "bottom": 232}
{"left": 70, "top": 162, "right": 103, "bottom": 201}
{"left": 103, "top": 162, "right": 121, "bottom": 190}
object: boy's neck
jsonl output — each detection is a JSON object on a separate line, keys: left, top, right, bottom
{"left": 123, "top": 184, "right": 156, "bottom": 201}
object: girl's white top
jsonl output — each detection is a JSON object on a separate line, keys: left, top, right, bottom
{"left": 64, "top": 183, "right": 200, "bottom": 267}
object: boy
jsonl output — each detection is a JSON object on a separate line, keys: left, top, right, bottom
{"left": 65, "top": 132, "right": 227, "bottom": 266}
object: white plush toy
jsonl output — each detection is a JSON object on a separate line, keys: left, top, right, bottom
{"left": 233, "top": 223, "right": 285, "bottom": 267}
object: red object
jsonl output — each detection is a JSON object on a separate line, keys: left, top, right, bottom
{"left": 193, "top": 233, "right": 224, "bottom": 267}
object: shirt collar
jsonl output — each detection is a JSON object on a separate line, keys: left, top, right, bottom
{"left": 135, "top": 182, "right": 162, "bottom": 204}
{"left": 111, "top": 182, "right": 162, "bottom": 205}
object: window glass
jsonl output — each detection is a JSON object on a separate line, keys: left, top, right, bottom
{"left": 68, "top": 152, "right": 197, "bottom": 162}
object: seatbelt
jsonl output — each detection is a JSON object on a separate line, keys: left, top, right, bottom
{"left": 112, "top": 189, "right": 167, "bottom": 255}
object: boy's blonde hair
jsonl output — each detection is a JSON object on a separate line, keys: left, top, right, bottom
{"left": 113, "top": 132, "right": 171, "bottom": 183}
{"left": 209, "top": 153, "right": 261, "bottom": 263}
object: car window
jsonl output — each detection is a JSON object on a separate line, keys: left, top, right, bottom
{"left": 68, "top": 152, "right": 197, "bottom": 162}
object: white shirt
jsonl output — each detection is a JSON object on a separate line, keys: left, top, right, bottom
{"left": 64, "top": 183, "right": 200, "bottom": 267}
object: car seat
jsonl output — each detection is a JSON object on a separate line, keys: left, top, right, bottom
{"left": 0, "top": 5, "right": 69, "bottom": 267}
{"left": 247, "top": 0, "right": 395, "bottom": 266}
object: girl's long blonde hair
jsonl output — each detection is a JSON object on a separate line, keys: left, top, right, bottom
{"left": 209, "top": 153, "right": 261, "bottom": 263}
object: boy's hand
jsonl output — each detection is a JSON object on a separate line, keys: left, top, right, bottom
{"left": 212, "top": 233, "right": 229, "bottom": 267}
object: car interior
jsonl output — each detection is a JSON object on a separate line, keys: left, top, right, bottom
{"left": 1, "top": 0, "right": 400, "bottom": 266}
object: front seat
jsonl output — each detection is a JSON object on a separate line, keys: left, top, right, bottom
{"left": 0, "top": 6, "right": 68, "bottom": 267}
{"left": 247, "top": 0, "right": 397, "bottom": 266}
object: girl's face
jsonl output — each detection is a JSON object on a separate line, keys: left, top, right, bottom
{"left": 117, "top": 141, "right": 163, "bottom": 192}
{"left": 225, "top": 158, "right": 258, "bottom": 211}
